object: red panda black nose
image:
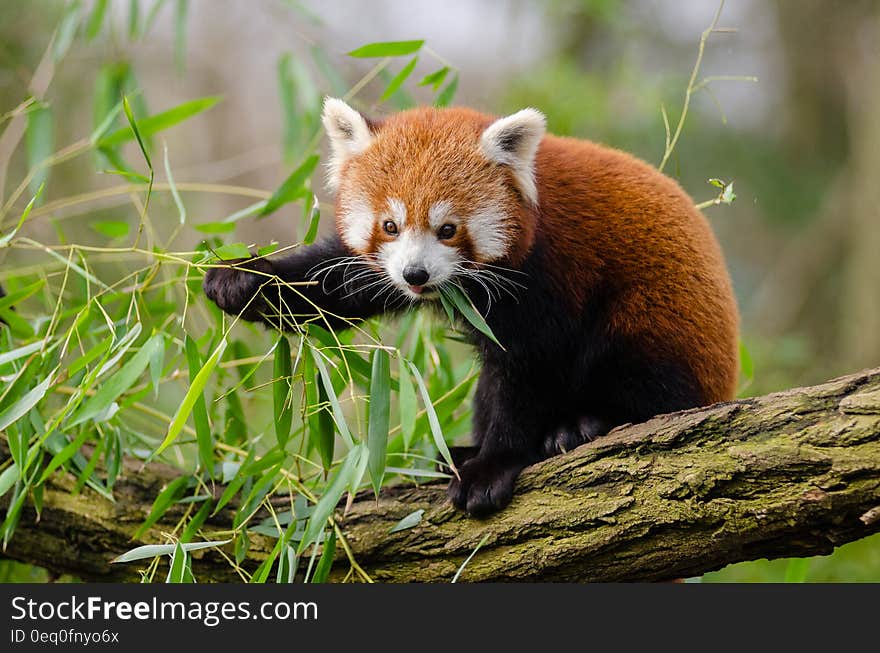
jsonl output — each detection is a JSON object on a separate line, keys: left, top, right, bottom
{"left": 403, "top": 266, "right": 430, "bottom": 286}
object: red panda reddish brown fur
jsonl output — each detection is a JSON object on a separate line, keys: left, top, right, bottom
{"left": 203, "top": 101, "right": 740, "bottom": 517}
{"left": 535, "top": 135, "right": 740, "bottom": 404}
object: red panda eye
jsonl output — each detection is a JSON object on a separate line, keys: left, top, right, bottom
{"left": 383, "top": 220, "right": 398, "bottom": 236}
{"left": 437, "top": 224, "right": 456, "bottom": 240}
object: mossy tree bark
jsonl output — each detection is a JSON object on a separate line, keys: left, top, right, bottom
{"left": 3, "top": 368, "right": 880, "bottom": 582}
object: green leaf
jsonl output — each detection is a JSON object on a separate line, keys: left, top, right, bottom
{"left": 25, "top": 106, "right": 54, "bottom": 199}
{"left": 310, "top": 530, "right": 336, "bottom": 583}
{"left": 90, "top": 220, "right": 130, "bottom": 239}
{"left": 54, "top": 0, "right": 82, "bottom": 62}
{"left": 303, "top": 195, "right": 321, "bottom": 245}
{"left": 0, "top": 182, "right": 44, "bottom": 247}
{"left": 273, "top": 335, "right": 293, "bottom": 449}
{"left": 708, "top": 178, "right": 725, "bottom": 188}
{"left": 258, "top": 242, "right": 280, "bottom": 257}
{"left": 0, "top": 339, "right": 46, "bottom": 367}
{"left": 0, "top": 308, "right": 33, "bottom": 339}
{"left": 97, "top": 96, "right": 221, "bottom": 147}
{"left": 408, "top": 361, "right": 456, "bottom": 476}
{"left": 0, "top": 372, "right": 55, "bottom": 432}
{"left": 122, "top": 95, "right": 152, "bottom": 169}
{"left": 68, "top": 334, "right": 164, "bottom": 427}
{"left": 174, "top": 0, "right": 189, "bottom": 73}
{"left": 134, "top": 475, "right": 189, "bottom": 539}
{"left": 0, "top": 464, "right": 19, "bottom": 499}
{"left": 310, "top": 346, "right": 353, "bottom": 448}
{"left": 195, "top": 222, "right": 235, "bottom": 234}
{"left": 86, "top": 0, "right": 108, "bottom": 40}
{"left": 307, "top": 359, "right": 335, "bottom": 471}
{"left": 418, "top": 66, "right": 449, "bottom": 90}
{"left": 156, "top": 338, "right": 227, "bottom": 456}
{"left": 438, "top": 289, "right": 456, "bottom": 324}
{"left": 445, "top": 285, "right": 503, "bottom": 348}
{"left": 258, "top": 154, "right": 319, "bottom": 217}
{"left": 380, "top": 56, "right": 418, "bottom": 102}
{"left": 111, "top": 539, "right": 230, "bottom": 564}
{"left": 166, "top": 542, "right": 195, "bottom": 583}
{"left": 67, "top": 336, "right": 112, "bottom": 377}
{"left": 128, "top": 0, "right": 141, "bottom": 38}
{"left": 298, "top": 444, "right": 362, "bottom": 554}
{"left": 164, "top": 143, "right": 186, "bottom": 224}
{"left": 38, "top": 427, "right": 91, "bottom": 484}
{"left": 347, "top": 40, "right": 424, "bottom": 58}
{"left": 214, "top": 243, "right": 251, "bottom": 260}
{"left": 367, "top": 349, "right": 391, "bottom": 496}
{"left": 0, "top": 280, "right": 45, "bottom": 312}
{"left": 434, "top": 73, "right": 459, "bottom": 107}
{"left": 389, "top": 508, "right": 423, "bottom": 533}
{"left": 397, "top": 358, "right": 418, "bottom": 450}
{"left": 149, "top": 337, "right": 164, "bottom": 397}
{"left": 451, "top": 533, "right": 490, "bottom": 582}
{"left": 185, "top": 335, "right": 213, "bottom": 477}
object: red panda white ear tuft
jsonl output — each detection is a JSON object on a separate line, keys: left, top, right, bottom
{"left": 479, "top": 108, "right": 546, "bottom": 204}
{"left": 322, "top": 97, "right": 375, "bottom": 191}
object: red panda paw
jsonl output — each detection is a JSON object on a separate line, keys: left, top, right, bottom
{"left": 447, "top": 454, "right": 527, "bottom": 517}
{"left": 203, "top": 257, "right": 273, "bottom": 321}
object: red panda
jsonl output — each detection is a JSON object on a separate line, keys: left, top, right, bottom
{"left": 204, "top": 98, "right": 739, "bottom": 517}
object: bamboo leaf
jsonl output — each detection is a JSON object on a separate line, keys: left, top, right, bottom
{"left": 367, "top": 349, "right": 391, "bottom": 496}
{"left": 68, "top": 334, "right": 164, "bottom": 427}
{"left": 258, "top": 154, "right": 320, "bottom": 217}
{"left": 184, "top": 335, "right": 213, "bottom": 477}
{"left": 408, "top": 361, "right": 457, "bottom": 477}
{"left": 97, "top": 96, "right": 221, "bottom": 147}
{"left": 213, "top": 243, "right": 251, "bottom": 260}
{"left": 434, "top": 73, "right": 459, "bottom": 107}
{"left": 310, "top": 530, "right": 336, "bottom": 583}
{"left": 380, "top": 56, "right": 418, "bottom": 102}
{"left": 166, "top": 541, "right": 195, "bottom": 583}
{"left": 273, "top": 335, "right": 293, "bottom": 449}
{"left": 156, "top": 338, "right": 227, "bottom": 456}
{"left": 25, "top": 106, "right": 54, "bottom": 198}
{"left": 133, "top": 475, "right": 189, "bottom": 539}
{"left": 303, "top": 195, "right": 321, "bottom": 245}
{"left": 445, "top": 285, "right": 503, "bottom": 348}
{"left": 0, "top": 372, "right": 54, "bottom": 431}
{"left": 389, "top": 508, "right": 423, "bottom": 533}
{"left": 310, "top": 346, "right": 353, "bottom": 448}
{"left": 298, "top": 445, "right": 362, "bottom": 554}
{"left": 397, "top": 357, "right": 418, "bottom": 450}
{"left": 348, "top": 40, "right": 424, "bottom": 58}
{"left": 418, "top": 66, "right": 449, "bottom": 90}
{"left": 112, "top": 539, "right": 230, "bottom": 564}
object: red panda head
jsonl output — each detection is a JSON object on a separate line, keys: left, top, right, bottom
{"left": 321, "top": 98, "right": 545, "bottom": 299}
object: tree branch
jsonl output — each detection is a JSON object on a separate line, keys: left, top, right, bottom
{"left": 3, "top": 367, "right": 880, "bottom": 582}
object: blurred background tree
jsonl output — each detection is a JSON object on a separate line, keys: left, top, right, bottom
{"left": 1, "top": 0, "right": 878, "bottom": 582}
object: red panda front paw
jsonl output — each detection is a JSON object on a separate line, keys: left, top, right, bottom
{"left": 203, "top": 257, "right": 274, "bottom": 321}
{"left": 447, "top": 454, "right": 527, "bottom": 517}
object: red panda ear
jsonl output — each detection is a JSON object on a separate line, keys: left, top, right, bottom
{"left": 322, "top": 97, "right": 377, "bottom": 191}
{"left": 479, "top": 108, "right": 546, "bottom": 204}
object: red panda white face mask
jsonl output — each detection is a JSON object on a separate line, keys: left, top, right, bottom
{"left": 321, "top": 98, "right": 545, "bottom": 301}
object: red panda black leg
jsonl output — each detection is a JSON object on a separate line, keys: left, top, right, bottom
{"left": 203, "top": 234, "right": 404, "bottom": 331}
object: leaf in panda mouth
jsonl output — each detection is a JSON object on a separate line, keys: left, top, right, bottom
{"left": 442, "top": 285, "right": 504, "bottom": 349}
